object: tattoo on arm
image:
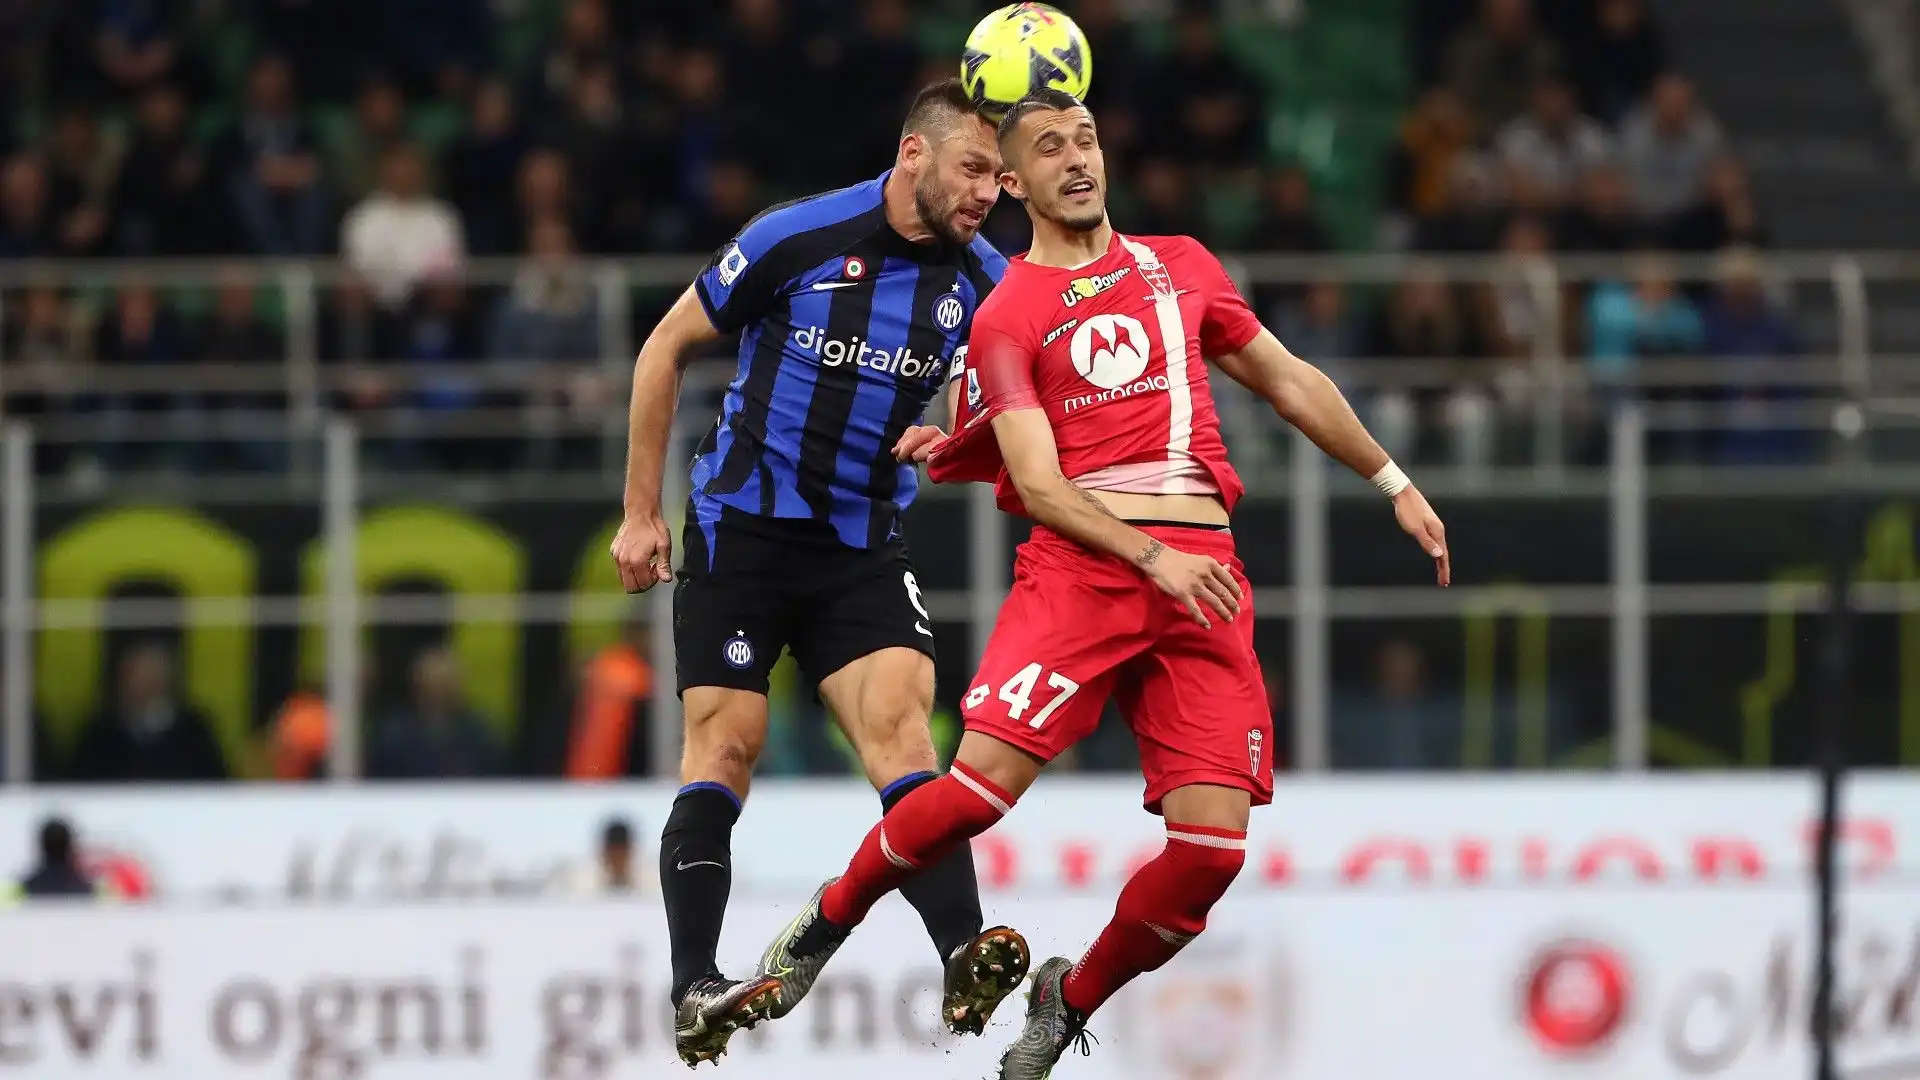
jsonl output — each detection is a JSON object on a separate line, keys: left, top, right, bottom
{"left": 1135, "top": 539, "right": 1165, "bottom": 569}
{"left": 1071, "top": 477, "right": 1121, "bottom": 520}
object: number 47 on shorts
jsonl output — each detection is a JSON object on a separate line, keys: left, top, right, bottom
{"left": 966, "top": 663, "right": 1081, "bottom": 728}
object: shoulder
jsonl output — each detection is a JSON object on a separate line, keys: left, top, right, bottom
{"left": 965, "top": 234, "right": 1011, "bottom": 282}
{"left": 729, "top": 177, "right": 886, "bottom": 260}
{"left": 974, "top": 264, "right": 1045, "bottom": 332}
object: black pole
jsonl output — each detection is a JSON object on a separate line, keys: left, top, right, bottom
{"left": 1811, "top": 403, "right": 1861, "bottom": 1080}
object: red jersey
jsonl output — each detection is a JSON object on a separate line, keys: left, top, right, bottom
{"left": 929, "top": 232, "right": 1262, "bottom": 516}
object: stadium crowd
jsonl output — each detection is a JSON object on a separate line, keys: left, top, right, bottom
{"left": 0, "top": 0, "right": 1802, "bottom": 782}
{"left": 0, "top": 0, "right": 1802, "bottom": 473}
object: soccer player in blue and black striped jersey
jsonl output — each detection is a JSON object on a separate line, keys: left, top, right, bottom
{"left": 611, "top": 80, "right": 1030, "bottom": 1066}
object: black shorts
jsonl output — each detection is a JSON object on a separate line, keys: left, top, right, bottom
{"left": 674, "top": 507, "right": 937, "bottom": 696}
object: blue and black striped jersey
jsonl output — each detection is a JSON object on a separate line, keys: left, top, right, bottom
{"left": 689, "top": 170, "right": 1008, "bottom": 553}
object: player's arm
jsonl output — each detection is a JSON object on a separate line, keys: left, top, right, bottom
{"left": 1214, "top": 326, "right": 1452, "bottom": 585}
{"left": 614, "top": 229, "right": 783, "bottom": 591}
{"left": 974, "top": 325, "right": 1242, "bottom": 627}
{"left": 612, "top": 286, "right": 720, "bottom": 591}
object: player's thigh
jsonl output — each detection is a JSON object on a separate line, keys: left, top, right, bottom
{"left": 793, "top": 545, "right": 937, "bottom": 713}
{"left": 816, "top": 646, "right": 938, "bottom": 782}
{"left": 672, "top": 571, "right": 792, "bottom": 782}
{"left": 1118, "top": 595, "right": 1273, "bottom": 816}
{"left": 960, "top": 570, "right": 1148, "bottom": 767}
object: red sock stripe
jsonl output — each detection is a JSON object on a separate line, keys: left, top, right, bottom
{"left": 1164, "top": 823, "right": 1248, "bottom": 850}
{"left": 948, "top": 761, "right": 1015, "bottom": 815}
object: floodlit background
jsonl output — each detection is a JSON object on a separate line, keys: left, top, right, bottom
{"left": 0, "top": 0, "right": 1913, "bottom": 1078}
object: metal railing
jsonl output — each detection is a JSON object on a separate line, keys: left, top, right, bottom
{"left": 0, "top": 249, "right": 1913, "bottom": 780}
{"left": 6, "top": 400, "right": 1919, "bottom": 783}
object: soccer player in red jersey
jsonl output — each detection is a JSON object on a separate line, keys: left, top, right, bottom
{"left": 753, "top": 89, "right": 1451, "bottom": 1078}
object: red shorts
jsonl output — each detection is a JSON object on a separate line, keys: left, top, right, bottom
{"left": 961, "top": 524, "right": 1274, "bottom": 813}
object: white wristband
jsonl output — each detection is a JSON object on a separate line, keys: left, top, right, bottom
{"left": 1369, "top": 460, "right": 1411, "bottom": 498}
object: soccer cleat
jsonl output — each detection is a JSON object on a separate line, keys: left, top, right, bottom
{"left": 756, "top": 878, "right": 851, "bottom": 1020}
{"left": 997, "top": 957, "right": 1097, "bottom": 1079}
{"left": 942, "top": 925, "right": 1032, "bottom": 1035}
{"left": 672, "top": 974, "right": 782, "bottom": 1067}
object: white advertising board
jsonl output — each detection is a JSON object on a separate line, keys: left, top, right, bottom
{"left": 0, "top": 885, "right": 1915, "bottom": 1080}
{"left": 0, "top": 776, "right": 1913, "bottom": 902}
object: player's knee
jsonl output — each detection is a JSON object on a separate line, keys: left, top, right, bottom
{"left": 1155, "top": 828, "right": 1248, "bottom": 935}
{"left": 681, "top": 703, "right": 767, "bottom": 784}
{"left": 847, "top": 700, "right": 939, "bottom": 773}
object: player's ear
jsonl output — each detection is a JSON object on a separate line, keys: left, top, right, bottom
{"left": 898, "top": 131, "right": 928, "bottom": 174}
{"left": 999, "top": 169, "right": 1024, "bottom": 201}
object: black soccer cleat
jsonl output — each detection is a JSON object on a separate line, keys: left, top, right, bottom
{"left": 672, "top": 974, "right": 782, "bottom": 1067}
{"left": 942, "top": 924, "right": 1032, "bottom": 1035}
{"left": 997, "top": 956, "right": 1096, "bottom": 1079}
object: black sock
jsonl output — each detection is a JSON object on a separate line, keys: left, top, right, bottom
{"left": 881, "top": 771, "right": 985, "bottom": 961}
{"left": 661, "top": 783, "right": 741, "bottom": 1004}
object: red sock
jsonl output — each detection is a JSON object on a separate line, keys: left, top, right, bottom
{"left": 1060, "top": 823, "right": 1247, "bottom": 1017}
{"left": 820, "top": 761, "right": 1014, "bottom": 928}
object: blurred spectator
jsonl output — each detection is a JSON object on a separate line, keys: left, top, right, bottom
{"left": 1334, "top": 639, "right": 1457, "bottom": 769}
{"left": 1273, "top": 282, "right": 1364, "bottom": 395}
{"left": 379, "top": 0, "right": 489, "bottom": 101}
{"left": 327, "top": 75, "right": 411, "bottom": 205}
{"left": 94, "top": 283, "right": 192, "bottom": 466}
{"left": 215, "top": 54, "right": 329, "bottom": 255}
{"left": 1573, "top": 0, "right": 1668, "bottom": 126}
{"left": 1587, "top": 253, "right": 1704, "bottom": 387}
{"left": 115, "top": 83, "right": 219, "bottom": 255}
{"left": 678, "top": 158, "right": 761, "bottom": 253}
{"left": 16, "top": 818, "right": 95, "bottom": 898}
{"left": 1557, "top": 162, "right": 1647, "bottom": 252}
{"left": 549, "top": 59, "right": 654, "bottom": 251}
{"left": 565, "top": 611, "right": 654, "bottom": 780}
{"left": 0, "top": 153, "right": 50, "bottom": 257}
{"left": 1069, "top": 0, "right": 1145, "bottom": 163}
{"left": 68, "top": 640, "right": 229, "bottom": 782}
{"left": 1386, "top": 87, "right": 1477, "bottom": 226}
{"left": 1248, "top": 166, "right": 1331, "bottom": 253}
{"left": 1140, "top": 1, "right": 1264, "bottom": 172}
{"left": 491, "top": 216, "right": 600, "bottom": 362}
{"left": 341, "top": 143, "right": 465, "bottom": 309}
{"left": 1366, "top": 269, "right": 1481, "bottom": 461}
{"left": 1443, "top": 0, "right": 1562, "bottom": 132}
{"left": 87, "top": 0, "right": 199, "bottom": 102}
{"left": 720, "top": 0, "right": 827, "bottom": 179}
{"left": 1413, "top": 154, "right": 1507, "bottom": 252}
{"left": 1667, "top": 155, "right": 1768, "bottom": 251}
{"left": 514, "top": 149, "right": 584, "bottom": 256}
{"left": 368, "top": 645, "right": 505, "bottom": 779}
{"left": 194, "top": 274, "right": 290, "bottom": 470}
{"left": 448, "top": 78, "right": 530, "bottom": 256}
{"left": 394, "top": 277, "right": 485, "bottom": 414}
{"left": 268, "top": 687, "right": 330, "bottom": 780}
{"left": 839, "top": 0, "right": 924, "bottom": 153}
{"left": 1472, "top": 214, "right": 1560, "bottom": 362}
{"left": 2, "top": 286, "right": 89, "bottom": 472}
{"left": 1129, "top": 159, "right": 1205, "bottom": 238}
{"left": 534, "top": 0, "right": 623, "bottom": 114}
{"left": 572, "top": 817, "right": 640, "bottom": 894}
{"left": 1620, "top": 74, "right": 1724, "bottom": 224}
{"left": 660, "top": 47, "right": 732, "bottom": 216}
{"left": 1702, "top": 248, "right": 1806, "bottom": 464}
{"left": 1496, "top": 78, "right": 1613, "bottom": 211}
{"left": 43, "top": 106, "right": 119, "bottom": 257}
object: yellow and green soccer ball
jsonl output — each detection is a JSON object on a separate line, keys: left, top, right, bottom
{"left": 961, "top": 3, "right": 1094, "bottom": 121}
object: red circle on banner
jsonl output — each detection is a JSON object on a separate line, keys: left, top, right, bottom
{"left": 1522, "top": 940, "right": 1630, "bottom": 1054}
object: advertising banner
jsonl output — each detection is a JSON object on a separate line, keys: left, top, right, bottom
{"left": 1, "top": 884, "right": 1915, "bottom": 1079}
{"left": 0, "top": 776, "right": 1911, "bottom": 903}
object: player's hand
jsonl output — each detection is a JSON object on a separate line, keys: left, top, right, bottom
{"left": 1141, "top": 541, "right": 1243, "bottom": 629}
{"left": 1393, "top": 486, "right": 1450, "bottom": 586}
{"left": 611, "top": 512, "right": 674, "bottom": 593}
{"left": 893, "top": 425, "right": 949, "bottom": 463}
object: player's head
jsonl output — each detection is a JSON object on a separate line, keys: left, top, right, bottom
{"left": 896, "top": 78, "right": 1001, "bottom": 245}
{"left": 995, "top": 89, "right": 1106, "bottom": 233}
